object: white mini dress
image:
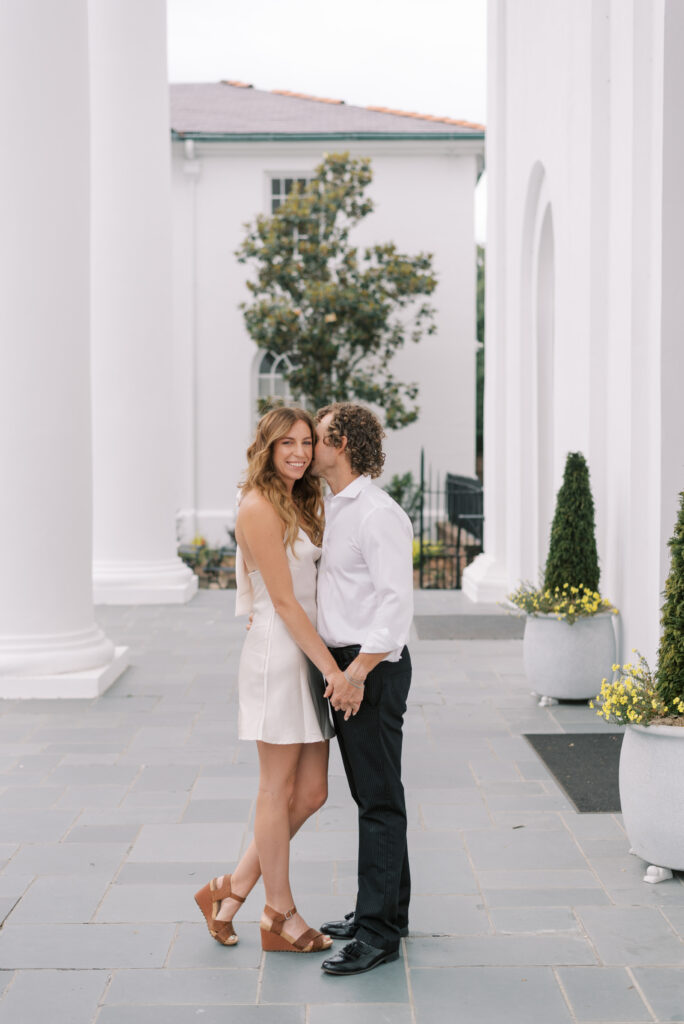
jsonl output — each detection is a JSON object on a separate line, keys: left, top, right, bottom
{"left": 235, "top": 528, "right": 334, "bottom": 744}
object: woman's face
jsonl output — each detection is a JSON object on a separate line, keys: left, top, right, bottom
{"left": 271, "top": 418, "right": 313, "bottom": 488}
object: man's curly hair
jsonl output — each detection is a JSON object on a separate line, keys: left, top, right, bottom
{"left": 316, "top": 403, "right": 386, "bottom": 478}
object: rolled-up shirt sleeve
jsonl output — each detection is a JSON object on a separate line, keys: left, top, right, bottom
{"left": 357, "top": 506, "right": 414, "bottom": 660}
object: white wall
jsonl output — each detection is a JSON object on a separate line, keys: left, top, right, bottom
{"left": 466, "top": 0, "right": 684, "bottom": 666}
{"left": 171, "top": 137, "right": 482, "bottom": 544}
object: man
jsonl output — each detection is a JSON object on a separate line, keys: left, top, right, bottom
{"left": 312, "top": 403, "right": 413, "bottom": 976}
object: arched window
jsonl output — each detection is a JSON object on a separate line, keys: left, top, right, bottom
{"left": 257, "top": 351, "right": 294, "bottom": 408}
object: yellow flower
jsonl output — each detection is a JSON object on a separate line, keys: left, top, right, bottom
{"left": 324, "top": 312, "right": 337, "bottom": 323}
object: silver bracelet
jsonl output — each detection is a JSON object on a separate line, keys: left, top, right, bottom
{"left": 344, "top": 670, "right": 365, "bottom": 690}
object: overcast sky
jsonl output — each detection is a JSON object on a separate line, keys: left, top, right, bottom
{"left": 166, "top": 0, "right": 488, "bottom": 238}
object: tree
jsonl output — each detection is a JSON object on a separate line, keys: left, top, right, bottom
{"left": 656, "top": 490, "right": 684, "bottom": 708}
{"left": 543, "top": 452, "right": 600, "bottom": 592}
{"left": 475, "top": 244, "right": 485, "bottom": 464}
{"left": 476, "top": 243, "right": 485, "bottom": 347}
{"left": 236, "top": 152, "right": 437, "bottom": 428}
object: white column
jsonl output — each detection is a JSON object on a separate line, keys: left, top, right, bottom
{"left": 89, "top": 0, "right": 197, "bottom": 604}
{"left": 0, "top": 0, "right": 127, "bottom": 698}
{"left": 463, "top": 0, "right": 510, "bottom": 602}
{"left": 173, "top": 139, "right": 202, "bottom": 545}
{"left": 655, "top": 0, "right": 684, "bottom": 657}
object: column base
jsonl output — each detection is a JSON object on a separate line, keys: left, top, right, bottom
{"left": 0, "top": 646, "right": 129, "bottom": 699}
{"left": 93, "top": 558, "right": 199, "bottom": 605}
{"left": 462, "top": 552, "right": 510, "bottom": 603}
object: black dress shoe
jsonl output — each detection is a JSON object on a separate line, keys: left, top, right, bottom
{"left": 321, "top": 938, "right": 399, "bottom": 975}
{"left": 320, "top": 911, "right": 409, "bottom": 939}
{"left": 320, "top": 911, "right": 357, "bottom": 939}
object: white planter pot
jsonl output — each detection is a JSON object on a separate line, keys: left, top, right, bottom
{"left": 620, "top": 723, "right": 684, "bottom": 870}
{"left": 523, "top": 612, "right": 616, "bottom": 700}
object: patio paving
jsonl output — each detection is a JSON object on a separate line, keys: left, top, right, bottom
{"left": 0, "top": 588, "right": 683, "bottom": 1022}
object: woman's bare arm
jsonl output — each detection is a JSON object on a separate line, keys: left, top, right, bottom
{"left": 237, "top": 494, "right": 347, "bottom": 691}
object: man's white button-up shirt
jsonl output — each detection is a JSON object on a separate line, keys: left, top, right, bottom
{"left": 316, "top": 475, "right": 414, "bottom": 662}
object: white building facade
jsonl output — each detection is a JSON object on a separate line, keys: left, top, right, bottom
{"left": 169, "top": 83, "right": 484, "bottom": 544}
{"left": 464, "top": 0, "right": 684, "bottom": 665}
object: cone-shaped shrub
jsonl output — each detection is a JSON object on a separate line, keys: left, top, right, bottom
{"left": 543, "top": 452, "right": 600, "bottom": 593}
{"left": 656, "top": 491, "right": 684, "bottom": 708}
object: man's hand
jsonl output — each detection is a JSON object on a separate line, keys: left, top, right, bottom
{"left": 323, "top": 668, "right": 363, "bottom": 721}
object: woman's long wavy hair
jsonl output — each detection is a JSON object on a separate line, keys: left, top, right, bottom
{"left": 241, "top": 407, "right": 324, "bottom": 549}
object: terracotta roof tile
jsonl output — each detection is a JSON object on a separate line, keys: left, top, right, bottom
{"left": 365, "top": 104, "right": 485, "bottom": 130}
{"left": 271, "top": 89, "right": 345, "bottom": 105}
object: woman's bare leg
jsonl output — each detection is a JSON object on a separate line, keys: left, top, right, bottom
{"left": 215, "top": 740, "right": 329, "bottom": 924}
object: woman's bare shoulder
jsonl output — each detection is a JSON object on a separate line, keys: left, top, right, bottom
{"left": 238, "top": 489, "right": 280, "bottom": 525}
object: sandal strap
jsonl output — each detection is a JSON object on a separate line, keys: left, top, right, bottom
{"left": 213, "top": 919, "right": 237, "bottom": 942}
{"left": 263, "top": 903, "right": 297, "bottom": 935}
{"left": 293, "top": 927, "right": 326, "bottom": 951}
{"left": 211, "top": 875, "right": 246, "bottom": 904}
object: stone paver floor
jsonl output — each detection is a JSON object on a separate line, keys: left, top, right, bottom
{"left": 0, "top": 589, "right": 683, "bottom": 1022}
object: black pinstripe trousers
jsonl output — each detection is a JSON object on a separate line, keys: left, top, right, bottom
{"left": 329, "top": 644, "right": 411, "bottom": 952}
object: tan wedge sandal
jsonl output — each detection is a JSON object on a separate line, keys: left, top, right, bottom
{"left": 260, "top": 904, "right": 333, "bottom": 953}
{"left": 194, "top": 874, "right": 246, "bottom": 946}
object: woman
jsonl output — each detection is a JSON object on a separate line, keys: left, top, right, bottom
{"left": 195, "top": 407, "right": 352, "bottom": 953}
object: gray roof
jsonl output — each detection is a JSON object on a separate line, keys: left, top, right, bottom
{"left": 170, "top": 82, "right": 485, "bottom": 141}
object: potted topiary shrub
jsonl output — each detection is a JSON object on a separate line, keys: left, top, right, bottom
{"left": 508, "top": 452, "right": 618, "bottom": 703}
{"left": 595, "top": 490, "right": 684, "bottom": 880}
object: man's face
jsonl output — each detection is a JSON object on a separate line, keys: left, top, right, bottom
{"left": 312, "top": 413, "right": 337, "bottom": 478}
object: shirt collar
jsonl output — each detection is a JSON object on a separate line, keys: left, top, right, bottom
{"left": 326, "top": 474, "right": 372, "bottom": 502}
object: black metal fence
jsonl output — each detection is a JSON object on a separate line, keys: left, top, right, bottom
{"left": 418, "top": 450, "right": 484, "bottom": 589}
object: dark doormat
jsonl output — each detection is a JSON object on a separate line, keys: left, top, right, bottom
{"left": 523, "top": 732, "right": 624, "bottom": 813}
{"left": 414, "top": 614, "right": 525, "bottom": 640}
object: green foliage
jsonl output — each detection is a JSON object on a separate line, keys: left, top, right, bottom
{"left": 475, "top": 345, "right": 484, "bottom": 458}
{"left": 412, "top": 537, "right": 445, "bottom": 569}
{"left": 543, "top": 452, "right": 600, "bottom": 593}
{"left": 384, "top": 471, "right": 421, "bottom": 528}
{"left": 236, "top": 152, "right": 437, "bottom": 428}
{"left": 476, "top": 244, "right": 485, "bottom": 347}
{"left": 256, "top": 395, "right": 285, "bottom": 417}
{"left": 656, "top": 491, "right": 684, "bottom": 707}
{"left": 178, "top": 537, "right": 236, "bottom": 589}
{"left": 476, "top": 245, "right": 485, "bottom": 458}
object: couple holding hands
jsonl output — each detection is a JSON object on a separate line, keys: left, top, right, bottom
{"left": 195, "top": 402, "right": 413, "bottom": 976}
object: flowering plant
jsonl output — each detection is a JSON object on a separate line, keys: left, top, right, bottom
{"left": 507, "top": 582, "right": 618, "bottom": 625}
{"left": 592, "top": 652, "right": 684, "bottom": 726}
